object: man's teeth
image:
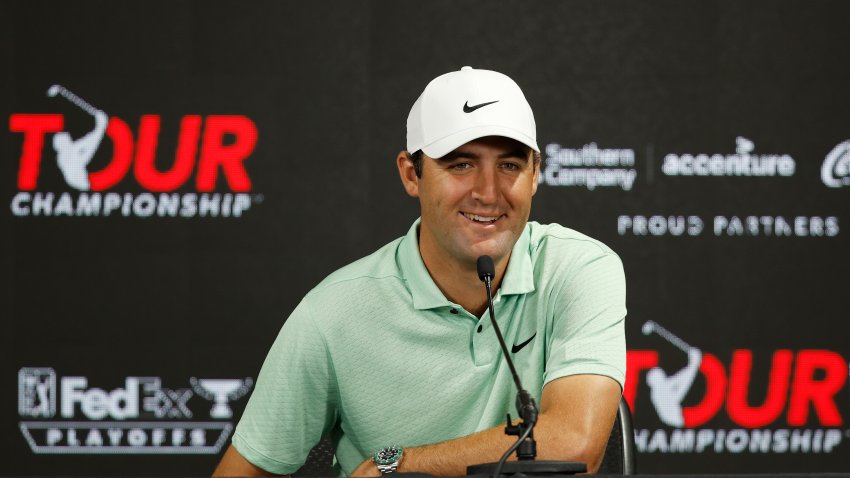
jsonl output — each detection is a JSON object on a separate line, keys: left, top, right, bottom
{"left": 463, "top": 212, "right": 499, "bottom": 223}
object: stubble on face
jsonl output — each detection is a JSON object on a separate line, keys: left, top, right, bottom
{"left": 415, "top": 136, "right": 539, "bottom": 274}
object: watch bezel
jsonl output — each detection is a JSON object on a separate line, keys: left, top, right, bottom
{"left": 373, "top": 445, "right": 404, "bottom": 466}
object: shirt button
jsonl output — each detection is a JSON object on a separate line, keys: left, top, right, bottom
{"left": 449, "top": 308, "right": 458, "bottom": 314}
{"left": 477, "top": 324, "right": 483, "bottom": 333}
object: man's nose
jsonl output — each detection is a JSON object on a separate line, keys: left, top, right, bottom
{"left": 470, "top": 167, "right": 498, "bottom": 203}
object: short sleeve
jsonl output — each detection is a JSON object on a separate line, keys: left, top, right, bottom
{"left": 232, "top": 296, "right": 339, "bottom": 475}
{"left": 543, "top": 250, "right": 627, "bottom": 389}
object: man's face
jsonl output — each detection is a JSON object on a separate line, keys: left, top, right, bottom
{"left": 400, "top": 136, "right": 540, "bottom": 269}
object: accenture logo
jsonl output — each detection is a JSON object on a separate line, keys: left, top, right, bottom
{"left": 8, "top": 85, "right": 259, "bottom": 218}
{"left": 626, "top": 321, "right": 849, "bottom": 455}
{"left": 662, "top": 137, "right": 795, "bottom": 177}
{"left": 17, "top": 367, "right": 252, "bottom": 454}
{"left": 821, "top": 140, "right": 850, "bottom": 188}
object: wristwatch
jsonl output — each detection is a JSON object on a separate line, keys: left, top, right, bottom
{"left": 372, "top": 445, "right": 404, "bottom": 474}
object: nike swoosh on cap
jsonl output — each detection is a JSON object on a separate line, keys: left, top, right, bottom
{"left": 511, "top": 333, "right": 537, "bottom": 354}
{"left": 463, "top": 100, "right": 499, "bottom": 113}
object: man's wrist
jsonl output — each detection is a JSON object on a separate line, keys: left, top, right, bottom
{"left": 372, "top": 445, "right": 404, "bottom": 474}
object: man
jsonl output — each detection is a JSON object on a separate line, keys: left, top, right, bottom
{"left": 214, "top": 67, "right": 626, "bottom": 476}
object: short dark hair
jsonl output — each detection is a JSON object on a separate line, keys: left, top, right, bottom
{"left": 405, "top": 147, "right": 540, "bottom": 179}
{"left": 407, "top": 150, "right": 424, "bottom": 177}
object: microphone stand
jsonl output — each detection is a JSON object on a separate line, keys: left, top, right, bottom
{"left": 467, "top": 256, "right": 585, "bottom": 478}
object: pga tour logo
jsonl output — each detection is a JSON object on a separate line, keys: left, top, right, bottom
{"left": 17, "top": 367, "right": 252, "bottom": 454}
{"left": 8, "top": 85, "right": 259, "bottom": 218}
{"left": 625, "top": 321, "right": 849, "bottom": 455}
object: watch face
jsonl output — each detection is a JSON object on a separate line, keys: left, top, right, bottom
{"left": 374, "top": 446, "right": 402, "bottom": 465}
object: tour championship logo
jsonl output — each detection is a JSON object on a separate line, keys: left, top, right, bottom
{"left": 17, "top": 367, "right": 252, "bottom": 454}
{"left": 821, "top": 140, "right": 850, "bottom": 188}
{"left": 8, "top": 85, "right": 259, "bottom": 218}
{"left": 625, "top": 321, "right": 849, "bottom": 454}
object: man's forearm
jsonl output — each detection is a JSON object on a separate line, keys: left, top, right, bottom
{"left": 350, "top": 376, "right": 620, "bottom": 477}
{"left": 396, "top": 412, "right": 600, "bottom": 476}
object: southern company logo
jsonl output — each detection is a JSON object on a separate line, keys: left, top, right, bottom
{"left": 539, "top": 142, "right": 637, "bottom": 191}
{"left": 625, "top": 321, "right": 849, "bottom": 454}
{"left": 18, "top": 367, "right": 252, "bottom": 454}
{"left": 8, "top": 85, "right": 259, "bottom": 218}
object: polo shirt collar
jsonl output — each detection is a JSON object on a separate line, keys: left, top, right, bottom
{"left": 499, "top": 224, "right": 535, "bottom": 296}
{"left": 398, "top": 218, "right": 535, "bottom": 310}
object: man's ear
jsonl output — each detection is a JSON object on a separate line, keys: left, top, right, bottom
{"left": 397, "top": 151, "right": 420, "bottom": 198}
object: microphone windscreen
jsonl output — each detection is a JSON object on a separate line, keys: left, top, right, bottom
{"left": 477, "top": 255, "right": 495, "bottom": 282}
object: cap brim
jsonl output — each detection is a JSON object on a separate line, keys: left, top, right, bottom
{"left": 420, "top": 125, "right": 540, "bottom": 159}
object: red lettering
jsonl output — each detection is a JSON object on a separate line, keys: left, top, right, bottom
{"left": 682, "top": 353, "right": 727, "bottom": 428}
{"left": 10, "top": 114, "right": 64, "bottom": 190}
{"left": 88, "top": 118, "right": 134, "bottom": 191}
{"left": 726, "top": 349, "right": 793, "bottom": 427}
{"left": 787, "top": 350, "right": 846, "bottom": 426}
{"left": 624, "top": 350, "right": 658, "bottom": 411}
{"left": 134, "top": 115, "right": 201, "bottom": 192}
{"left": 196, "top": 115, "right": 256, "bottom": 192}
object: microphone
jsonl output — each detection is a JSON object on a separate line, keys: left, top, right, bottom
{"left": 475, "top": 256, "right": 532, "bottom": 422}
{"left": 477, "top": 255, "right": 495, "bottom": 282}
{"left": 467, "top": 256, "right": 586, "bottom": 477}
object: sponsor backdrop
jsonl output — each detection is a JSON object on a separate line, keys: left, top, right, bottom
{"left": 3, "top": 0, "right": 849, "bottom": 475}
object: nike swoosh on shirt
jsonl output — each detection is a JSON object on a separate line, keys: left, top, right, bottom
{"left": 511, "top": 333, "right": 537, "bottom": 353}
{"left": 463, "top": 100, "right": 499, "bottom": 113}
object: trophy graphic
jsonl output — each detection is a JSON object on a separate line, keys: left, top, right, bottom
{"left": 191, "top": 377, "right": 253, "bottom": 419}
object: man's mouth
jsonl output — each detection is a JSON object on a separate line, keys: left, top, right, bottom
{"left": 461, "top": 212, "right": 502, "bottom": 224}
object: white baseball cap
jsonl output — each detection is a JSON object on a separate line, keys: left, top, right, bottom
{"left": 406, "top": 66, "right": 539, "bottom": 159}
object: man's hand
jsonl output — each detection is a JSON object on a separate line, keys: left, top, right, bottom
{"left": 350, "top": 457, "right": 381, "bottom": 477}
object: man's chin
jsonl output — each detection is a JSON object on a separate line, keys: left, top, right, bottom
{"left": 464, "top": 239, "right": 513, "bottom": 265}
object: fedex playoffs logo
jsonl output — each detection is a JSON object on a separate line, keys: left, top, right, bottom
{"left": 18, "top": 367, "right": 252, "bottom": 454}
{"left": 8, "top": 85, "right": 258, "bottom": 218}
{"left": 624, "top": 321, "right": 849, "bottom": 454}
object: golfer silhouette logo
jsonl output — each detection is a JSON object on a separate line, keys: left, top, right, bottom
{"left": 47, "top": 85, "right": 108, "bottom": 191}
{"left": 642, "top": 320, "right": 703, "bottom": 427}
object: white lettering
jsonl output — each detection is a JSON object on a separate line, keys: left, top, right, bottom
{"left": 133, "top": 193, "right": 156, "bottom": 217}
{"left": 75, "top": 193, "right": 101, "bottom": 216}
{"left": 663, "top": 138, "right": 795, "bottom": 177}
{"left": 46, "top": 428, "right": 62, "bottom": 446}
{"left": 85, "top": 428, "right": 103, "bottom": 446}
{"left": 233, "top": 194, "right": 251, "bottom": 217}
{"left": 821, "top": 140, "right": 850, "bottom": 187}
{"left": 103, "top": 192, "right": 121, "bottom": 216}
{"left": 199, "top": 193, "right": 221, "bottom": 217}
{"left": 54, "top": 192, "right": 73, "bottom": 216}
{"left": 11, "top": 192, "right": 31, "bottom": 216}
{"left": 127, "top": 428, "right": 147, "bottom": 446}
{"left": 61, "top": 377, "right": 88, "bottom": 418}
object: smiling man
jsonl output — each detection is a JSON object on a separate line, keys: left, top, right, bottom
{"left": 214, "top": 67, "right": 626, "bottom": 477}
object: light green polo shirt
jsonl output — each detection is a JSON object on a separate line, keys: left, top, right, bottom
{"left": 232, "top": 219, "right": 626, "bottom": 476}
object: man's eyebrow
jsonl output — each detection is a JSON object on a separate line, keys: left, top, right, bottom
{"left": 436, "top": 148, "right": 530, "bottom": 162}
{"left": 499, "top": 148, "right": 530, "bottom": 161}
{"left": 436, "top": 151, "right": 479, "bottom": 162}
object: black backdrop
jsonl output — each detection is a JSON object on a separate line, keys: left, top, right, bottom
{"left": 3, "top": 0, "right": 850, "bottom": 475}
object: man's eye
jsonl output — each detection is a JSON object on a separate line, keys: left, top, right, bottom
{"left": 501, "top": 162, "right": 521, "bottom": 171}
{"left": 451, "top": 163, "right": 471, "bottom": 170}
